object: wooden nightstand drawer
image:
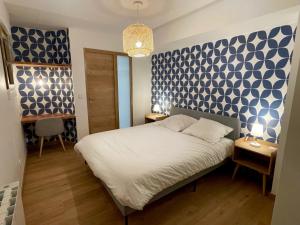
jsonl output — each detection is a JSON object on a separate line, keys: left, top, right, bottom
{"left": 145, "top": 113, "right": 168, "bottom": 123}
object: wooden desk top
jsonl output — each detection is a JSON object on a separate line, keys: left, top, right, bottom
{"left": 235, "top": 137, "right": 278, "bottom": 157}
{"left": 21, "top": 113, "right": 76, "bottom": 124}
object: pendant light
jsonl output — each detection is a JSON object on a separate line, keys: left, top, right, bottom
{"left": 123, "top": 0, "right": 154, "bottom": 57}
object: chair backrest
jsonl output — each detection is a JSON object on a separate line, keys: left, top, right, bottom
{"left": 35, "top": 118, "right": 64, "bottom": 137}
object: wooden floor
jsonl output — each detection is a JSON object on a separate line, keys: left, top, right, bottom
{"left": 23, "top": 143, "right": 275, "bottom": 225}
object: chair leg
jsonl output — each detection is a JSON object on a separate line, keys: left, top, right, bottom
{"left": 39, "top": 137, "right": 44, "bottom": 158}
{"left": 58, "top": 134, "right": 66, "bottom": 152}
{"left": 192, "top": 180, "right": 197, "bottom": 192}
{"left": 124, "top": 216, "right": 128, "bottom": 225}
{"left": 262, "top": 174, "right": 267, "bottom": 195}
{"left": 232, "top": 164, "right": 240, "bottom": 180}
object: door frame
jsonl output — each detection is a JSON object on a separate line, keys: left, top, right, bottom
{"left": 84, "top": 48, "right": 133, "bottom": 134}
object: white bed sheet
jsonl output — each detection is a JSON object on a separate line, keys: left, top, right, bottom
{"left": 74, "top": 122, "right": 234, "bottom": 210}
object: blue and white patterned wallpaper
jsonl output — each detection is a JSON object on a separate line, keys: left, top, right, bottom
{"left": 151, "top": 25, "right": 296, "bottom": 143}
{"left": 11, "top": 26, "right": 71, "bottom": 64}
{"left": 16, "top": 67, "right": 74, "bottom": 116}
{"left": 11, "top": 26, "right": 76, "bottom": 144}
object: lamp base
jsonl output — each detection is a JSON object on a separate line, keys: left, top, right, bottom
{"left": 250, "top": 141, "right": 261, "bottom": 148}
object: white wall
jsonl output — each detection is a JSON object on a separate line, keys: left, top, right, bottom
{"left": 0, "top": 0, "right": 26, "bottom": 224}
{"left": 155, "top": 0, "right": 300, "bottom": 49}
{"left": 271, "top": 13, "right": 300, "bottom": 225}
{"left": 69, "top": 28, "right": 151, "bottom": 139}
{"left": 132, "top": 57, "right": 151, "bottom": 125}
{"left": 155, "top": 6, "right": 300, "bottom": 53}
{"left": 0, "top": 0, "right": 26, "bottom": 189}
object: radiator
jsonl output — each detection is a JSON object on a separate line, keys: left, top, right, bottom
{"left": 0, "top": 182, "right": 19, "bottom": 225}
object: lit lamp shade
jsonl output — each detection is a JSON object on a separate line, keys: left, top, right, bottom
{"left": 123, "top": 23, "right": 154, "bottom": 57}
{"left": 153, "top": 104, "right": 160, "bottom": 113}
{"left": 251, "top": 123, "right": 263, "bottom": 137}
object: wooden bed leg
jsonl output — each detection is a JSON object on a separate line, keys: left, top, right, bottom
{"left": 192, "top": 181, "right": 197, "bottom": 192}
{"left": 124, "top": 215, "right": 128, "bottom": 225}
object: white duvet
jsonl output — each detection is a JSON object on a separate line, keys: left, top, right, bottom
{"left": 74, "top": 122, "right": 233, "bottom": 210}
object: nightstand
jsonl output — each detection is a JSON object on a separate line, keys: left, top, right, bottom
{"left": 145, "top": 113, "right": 168, "bottom": 123}
{"left": 232, "top": 137, "right": 278, "bottom": 195}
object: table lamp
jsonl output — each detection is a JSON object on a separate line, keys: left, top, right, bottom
{"left": 153, "top": 104, "right": 160, "bottom": 113}
{"left": 250, "top": 123, "right": 263, "bottom": 147}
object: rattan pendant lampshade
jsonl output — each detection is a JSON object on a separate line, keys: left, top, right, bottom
{"left": 123, "top": 1, "right": 154, "bottom": 57}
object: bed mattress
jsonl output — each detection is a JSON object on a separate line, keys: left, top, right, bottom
{"left": 74, "top": 122, "right": 234, "bottom": 210}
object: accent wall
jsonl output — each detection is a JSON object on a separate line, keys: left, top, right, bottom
{"left": 11, "top": 26, "right": 76, "bottom": 144}
{"left": 151, "top": 25, "right": 296, "bottom": 143}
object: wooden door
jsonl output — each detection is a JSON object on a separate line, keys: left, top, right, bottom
{"left": 84, "top": 49, "right": 118, "bottom": 133}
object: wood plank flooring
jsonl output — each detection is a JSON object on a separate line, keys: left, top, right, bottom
{"left": 23, "top": 143, "right": 275, "bottom": 225}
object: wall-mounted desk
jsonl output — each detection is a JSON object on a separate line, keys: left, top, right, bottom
{"left": 21, "top": 113, "right": 76, "bottom": 124}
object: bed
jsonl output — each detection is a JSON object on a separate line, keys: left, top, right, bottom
{"left": 74, "top": 107, "right": 240, "bottom": 224}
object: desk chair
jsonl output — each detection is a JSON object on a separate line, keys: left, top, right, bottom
{"left": 35, "top": 118, "right": 66, "bottom": 157}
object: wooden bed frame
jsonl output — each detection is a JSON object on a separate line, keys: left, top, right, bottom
{"left": 83, "top": 107, "right": 241, "bottom": 225}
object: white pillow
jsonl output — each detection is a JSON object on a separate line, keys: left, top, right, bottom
{"left": 182, "top": 118, "right": 233, "bottom": 143}
{"left": 159, "top": 114, "right": 197, "bottom": 132}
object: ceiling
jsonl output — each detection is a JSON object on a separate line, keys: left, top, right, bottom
{"left": 4, "top": 0, "right": 217, "bottom": 32}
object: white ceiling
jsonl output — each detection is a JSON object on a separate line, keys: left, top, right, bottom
{"left": 4, "top": 0, "right": 217, "bottom": 32}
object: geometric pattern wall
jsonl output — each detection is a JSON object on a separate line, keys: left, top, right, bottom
{"left": 16, "top": 67, "right": 74, "bottom": 116}
{"left": 11, "top": 26, "right": 71, "bottom": 64}
{"left": 151, "top": 25, "right": 296, "bottom": 143}
{"left": 11, "top": 26, "right": 76, "bottom": 144}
